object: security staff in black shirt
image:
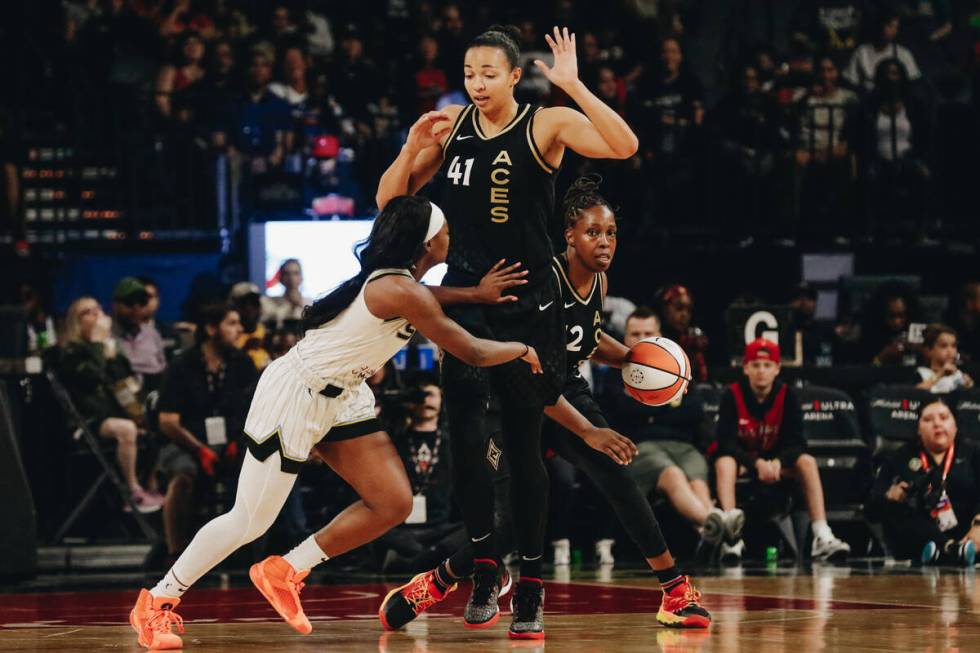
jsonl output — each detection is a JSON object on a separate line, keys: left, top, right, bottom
{"left": 156, "top": 303, "right": 258, "bottom": 560}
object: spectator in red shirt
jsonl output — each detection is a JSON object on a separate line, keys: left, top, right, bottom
{"left": 714, "top": 338, "right": 850, "bottom": 562}
{"left": 414, "top": 35, "right": 448, "bottom": 114}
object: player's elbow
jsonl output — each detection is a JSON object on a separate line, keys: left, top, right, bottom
{"left": 611, "top": 135, "right": 639, "bottom": 159}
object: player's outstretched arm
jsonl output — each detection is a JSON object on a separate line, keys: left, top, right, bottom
{"left": 366, "top": 277, "right": 541, "bottom": 371}
{"left": 534, "top": 27, "right": 638, "bottom": 159}
{"left": 376, "top": 107, "right": 461, "bottom": 209}
{"left": 427, "top": 259, "right": 529, "bottom": 307}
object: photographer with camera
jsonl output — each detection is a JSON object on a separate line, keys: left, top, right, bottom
{"left": 375, "top": 373, "right": 465, "bottom": 574}
{"left": 868, "top": 398, "right": 980, "bottom": 565}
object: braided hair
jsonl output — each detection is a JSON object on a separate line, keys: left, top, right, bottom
{"left": 562, "top": 174, "right": 615, "bottom": 229}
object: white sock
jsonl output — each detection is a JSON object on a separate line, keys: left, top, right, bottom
{"left": 151, "top": 569, "right": 190, "bottom": 599}
{"left": 812, "top": 519, "right": 832, "bottom": 539}
{"left": 283, "top": 534, "right": 329, "bottom": 572}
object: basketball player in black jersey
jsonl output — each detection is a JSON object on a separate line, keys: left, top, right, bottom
{"left": 376, "top": 26, "right": 640, "bottom": 638}
{"left": 380, "top": 177, "right": 713, "bottom": 632}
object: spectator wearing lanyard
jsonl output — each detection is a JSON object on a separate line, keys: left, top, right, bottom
{"left": 868, "top": 398, "right": 980, "bottom": 565}
{"left": 377, "top": 374, "right": 463, "bottom": 574}
{"left": 155, "top": 303, "right": 258, "bottom": 564}
{"left": 713, "top": 338, "right": 850, "bottom": 562}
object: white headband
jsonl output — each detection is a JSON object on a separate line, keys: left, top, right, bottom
{"left": 425, "top": 201, "right": 446, "bottom": 243}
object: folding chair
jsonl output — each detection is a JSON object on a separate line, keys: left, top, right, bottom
{"left": 953, "top": 390, "right": 980, "bottom": 443}
{"left": 46, "top": 370, "right": 156, "bottom": 543}
{"left": 798, "top": 384, "right": 880, "bottom": 554}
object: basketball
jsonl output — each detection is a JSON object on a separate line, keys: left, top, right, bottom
{"left": 622, "top": 336, "right": 692, "bottom": 406}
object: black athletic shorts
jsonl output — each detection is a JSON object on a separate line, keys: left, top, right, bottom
{"left": 443, "top": 273, "right": 566, "bottom": 406}
{"left": 542, "top": 374, "right": 609, "bottom": 446}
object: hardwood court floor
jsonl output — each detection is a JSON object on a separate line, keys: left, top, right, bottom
{"left": 0, "top": 563, "right": 977, "bottom": 652}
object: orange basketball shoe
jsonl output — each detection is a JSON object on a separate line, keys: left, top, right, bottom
{"left": 129, "top": 589, "right": 184, "bottom": 650}
{"left": 657, "top": 576, "right": 711, "bottom": 628}
{"left": 249, "top": 555, "right": 312, "bottom": 634}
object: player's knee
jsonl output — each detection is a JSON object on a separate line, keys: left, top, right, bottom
{"left": 388, "top": 489, "right": 414, "bottom": 526}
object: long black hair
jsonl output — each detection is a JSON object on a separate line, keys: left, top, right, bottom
{"left": 301, "top": 196, "right": 433, "bottom": 330}
{"left": 468, "top": 24, "right": 522, "bottom": 69}
{"left": 562, "top": 174, "right": 615, "bottom": 229}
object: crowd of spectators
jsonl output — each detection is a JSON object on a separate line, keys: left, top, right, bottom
{"left": 6, "top": 0, "right": 980, "bottom": 570}
{"left": 8, "top": 257, "right": 973, "bottom": 568}
{"left": 3, "top": 0, "right": 979, "bottom": 240}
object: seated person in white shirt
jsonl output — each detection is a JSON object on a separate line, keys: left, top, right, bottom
{"left": 917, "top": 323, "right": 975, "bottom": 394}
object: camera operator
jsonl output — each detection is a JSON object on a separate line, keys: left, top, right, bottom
{"left": 154, "top": 303, "right": 259, "bottom": 564}
{"left": 868, "top": 398, "right": 980, "bottom": 565}
{"left": 376, "top": 373, "right": 465, "bottom": 573}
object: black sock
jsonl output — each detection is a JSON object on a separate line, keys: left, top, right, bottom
{"left": 520, "top": 555, "right": 543, "bottom": 580}
{"left": 657, "top": 567, "right": 683, "bottom": 588}
{"left": 447, "top": 548, "right": 476, "bottom": 579}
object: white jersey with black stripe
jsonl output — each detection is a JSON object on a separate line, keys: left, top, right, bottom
{"left": 293, "top": 268, "right": 416, "bottom": 388}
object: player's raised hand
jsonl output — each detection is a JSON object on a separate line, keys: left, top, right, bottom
{"left": 476, "top": 259, "right": 529, "bottom": 304}
{"left": 534, "top": 26, "right": 579, "bottom": 90}
{"left": 405, "top": 111, "right": 452, "bottom": 152}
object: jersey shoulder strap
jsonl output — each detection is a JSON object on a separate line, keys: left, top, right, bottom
{"left": 442, "top": 104, "right": 475, "bottom": 155}
{"left": 366, "top": 268, "right": 414, "bottom": 283}
{"left": 527, "top": 107, "right": 558, "bottom": 175}
{"left": 552, "top": 254, "right": 599, "bottom": 304}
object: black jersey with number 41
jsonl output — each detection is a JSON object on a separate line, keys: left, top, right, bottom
{"left": 440, "top": 103, "right": 558, "bottom": 286}
{"left": 553, "top": 254, "right": 604, "bottom": 373}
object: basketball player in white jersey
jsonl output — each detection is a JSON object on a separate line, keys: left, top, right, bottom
{"left": 128, "top": 196, "right": 543, "bottom": 650}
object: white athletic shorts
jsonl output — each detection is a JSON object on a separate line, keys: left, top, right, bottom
{"left": 243, "top": 349, "right": 381, "bottom": 473}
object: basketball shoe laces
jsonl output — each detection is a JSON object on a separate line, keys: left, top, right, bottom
{"left": 471, "top": 566, "right": 496, "bottom": 605}
{"left": 275, "top": 570, "right": 309, "bottom": 612}
{"left": 664, "top": 579, "right": 701, "bottom": 612}
{"left": 404, "top": 573, "right": 442, "bottom": 612}
{"left": 145, "top": 605, "right": 184, "bottom": 639}
{"left": 513, "top": 585, "right": 541, "bottom": 620}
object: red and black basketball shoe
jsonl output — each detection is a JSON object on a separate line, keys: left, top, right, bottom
{"left": 657, "top": 576, "right": 711, "bottom": 628}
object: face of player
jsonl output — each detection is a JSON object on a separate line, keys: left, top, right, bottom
{"left": 209, "top": 310, "right": 244, "bottom": 350}
{"left": 926, "top": 333, "right": 958, "bottom": 369}
{"left": 463, "top": 46, "right": 520, "bottom": 113}
{"left": 624, "top": 316, "right": 661, "bottom": 348}
{"left": 566, "top": 205, "right": 617, "bottom": 274}
{"left": 743, "top": 358, "right": 780, "bottom": 392}
{"left": 919, "top": 401, "right": 956, "bottom": 455}
{"left": 424, "top": 221, "right": 450, "bottom": 265}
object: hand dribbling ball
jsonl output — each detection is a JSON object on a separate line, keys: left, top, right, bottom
{"left": 622, "top": 336, "right": 691, "bottom": 406}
